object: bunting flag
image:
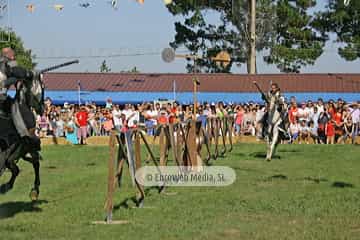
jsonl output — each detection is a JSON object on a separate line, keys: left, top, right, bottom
{"left": 135, "top": 0, "right": 173, "bottom": 5}
{"left": 21, "top": 0, "right": 174, "bottom": 13}
{"left": 53, "top": 4, "right": 64, "bottom": 11}
{"left": 79, "top": 3, "right": 90, "bottom": 8}
{"left": 109, "top": 0, "right": 118, "bottom": 10}
{"left": 0, "top": 3, "right": 6, "bottom": 10}
{"left": 0, "top": 1, "right": 7, "bottom": 15}
{"left": 26, "top": 4, "right": 35, "bottom": 13}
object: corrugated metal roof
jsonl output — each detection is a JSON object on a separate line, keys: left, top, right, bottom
{"left": 42, "top": 72, "right": 360, "bottom": 93}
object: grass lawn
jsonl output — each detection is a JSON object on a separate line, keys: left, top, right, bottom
{"left": 1, "top": 143, "right": 360, "bottom": 240}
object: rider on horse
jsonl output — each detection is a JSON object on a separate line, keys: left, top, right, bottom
{"left": 261, "top": 82, "right": 289, "bottom": 139}
{"left": 0, "top": 47, "right": 40, "bottom": 151}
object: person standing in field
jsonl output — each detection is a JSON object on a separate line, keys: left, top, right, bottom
{"left": 75, "top": 106, "right": 89, "bottom": 145}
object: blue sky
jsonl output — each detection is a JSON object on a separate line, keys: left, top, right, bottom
{"left": 3, "top": 0, "right": 360, "bottom": 73}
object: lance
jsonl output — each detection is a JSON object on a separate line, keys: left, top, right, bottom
{"left": 40, "top": 60, "right": 79, "bottom": 74}
{"left": 253, "top": 81, "right": 269, "bottom": 104}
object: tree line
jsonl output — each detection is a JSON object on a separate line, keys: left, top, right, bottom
{"left": 1, "top": 0, "right": 358, "bottom": 74}
{"left": 166, "top": 0, "right": 360, "bottom": 73}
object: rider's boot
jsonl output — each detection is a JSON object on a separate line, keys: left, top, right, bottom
{"left": 11, "top": 101, "right": 41, "bottom": 151}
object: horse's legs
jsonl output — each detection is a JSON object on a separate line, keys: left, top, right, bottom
{"left": 267, "top": 126, "right": 279, "bottom": 161}
{"left": 0, "top": 144, "right": 23, "bottom": 194}
{"left": 265, "top": 125, "right": 272, "bottom": 161}
{"left": 31, "top": 152, "right": 40, "bottom": 200}
{"left": 0, "top": 160, "right": 20, "bottom": 194}
{"left": 266, "top": 140, "right": 271, "bottom": 161}
{"left": 23, "top": 151, "right": 41, "bottom": 200}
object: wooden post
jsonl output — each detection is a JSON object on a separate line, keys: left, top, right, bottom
{"left": 214, "top": 118, "right": 220, "bottom": 159}
{"left": 104, "top": 131, "right": 116, "bottom": 223}
{"left": 220, "top": 118, "right": 227, "bottom": 156}
{"left": 193, "top": 78, "right": 197, "bottom": 119}
{"left": 159, "top": 126, "right": 167, "bottom": 166}
{"left": 227, "top": 116, "right": 234, "bottom": 152}
{"left": 134, "top": 131, "right": 142, "bottom": 170}
{"left": 187, "top": 120, "right": 198, "bottom": 169}
{"left": 168, "top": 123, "right": 180, "bottom": 166}
{"left": 134, "top": 130, "right": 145, "bottom": 207}
{"left": 176, "top": 126, "right": 183, "bottom": 166}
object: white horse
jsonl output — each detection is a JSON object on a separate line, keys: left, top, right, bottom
{"left": 265, "top": 94, "right": 286, "bottom": 161}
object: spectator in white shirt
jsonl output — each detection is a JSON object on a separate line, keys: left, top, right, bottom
{"left": 309, "top": 120, "right": 319, "bottom": 144}
{"left": 127, "top": 105, "right": 139, "bottom": 128}
{"left": 299, "top": 119, "right": 310, "bottom": 144}
{"left": 297, "top": 102, "right": 310, "bottom": 123}
{"left": 310, "top": 106, "right": 320, "bottom": 129}
{"left": 112, "top": 104, "right": 122, "bottom": 132}
{"left": 316, "top": 98, "right": 325, "bottom": 113}
{"left": 305, "top": 100, "right": 314, "bottom": 118}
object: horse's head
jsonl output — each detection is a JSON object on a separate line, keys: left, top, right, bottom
{"left": 21, "top": 72, "right": 45, "bottom": 115}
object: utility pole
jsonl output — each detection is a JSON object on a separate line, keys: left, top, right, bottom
{"left": 193, "top": 58, "right": 198, "bottom": 120}
{"left": 249, "top": 0, "right": 256, "bottom": 74}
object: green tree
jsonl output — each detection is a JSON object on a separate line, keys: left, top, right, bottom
{"left": 265, "top": 0, "right": 326, "bottom": 73}
{"left": 120, "top": 66, "right": 140, "bottom": 73}
{"left": 100, "top": 60, "right": 111, "bottom": 72}
{"left": 130, "top": 66, "right": 140, "bottom": 73}
{"left": 167, "top": 0, "right": 276, "bottom": 73}
{"left": 166, "top": 0, "right": 326, "bottom": 73}
{"left": 314, "top": 0, "right": 360, "bottom": 61}
{"left": 0, "top": 30, "right": 36, "bottom": 70}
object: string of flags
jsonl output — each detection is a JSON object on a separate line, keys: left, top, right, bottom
{"left": 24, "top": 0, "right": 173, "bottom": 13}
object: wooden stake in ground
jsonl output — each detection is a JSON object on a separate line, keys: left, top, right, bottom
{"left": 104, "top": 131, "right": 116, "bottom": 223}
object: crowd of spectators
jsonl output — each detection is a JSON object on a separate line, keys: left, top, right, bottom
{"left": 36, "top": 97, "right": 360, "bottom": 145}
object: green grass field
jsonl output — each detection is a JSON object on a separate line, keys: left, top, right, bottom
{"left": 1, "top": 144, "right": 360, "bottom": 240}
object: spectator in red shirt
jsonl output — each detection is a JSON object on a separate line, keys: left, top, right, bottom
{"left": 75, "top": 106, "right": 89, "bottom": 144}
{"left": 288, "top": 102, "right": 298, "bottom": 124}
{"left": 327, "top": 101, "right": 336, "bottom": 119}
{"left": 235, "top": 105, "right": 244, "bottom": 136}
{"left": 168, "top": 104, "right": 178, "bottom": 124}
{"left": 158, "top": 108, "right": 169, "bottom": 125}
{"left": 325, "top": 118, "right": 335, "bottom": 144}
{"left": 334, "top": 107, "right": 344, "bottom": 142}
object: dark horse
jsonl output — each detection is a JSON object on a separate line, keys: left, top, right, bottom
{"left": 0, "top": 74, "right": 44, "bottom": 201}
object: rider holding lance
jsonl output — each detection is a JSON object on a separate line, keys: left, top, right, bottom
{"left": 263, "top": 83, "right": 285, "bottom": 113}
{"left": 254, "top": 81, "right": 289, "bottom": 139}
{"left": 0, "top": 47, "right": 40, "bottom": 150}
